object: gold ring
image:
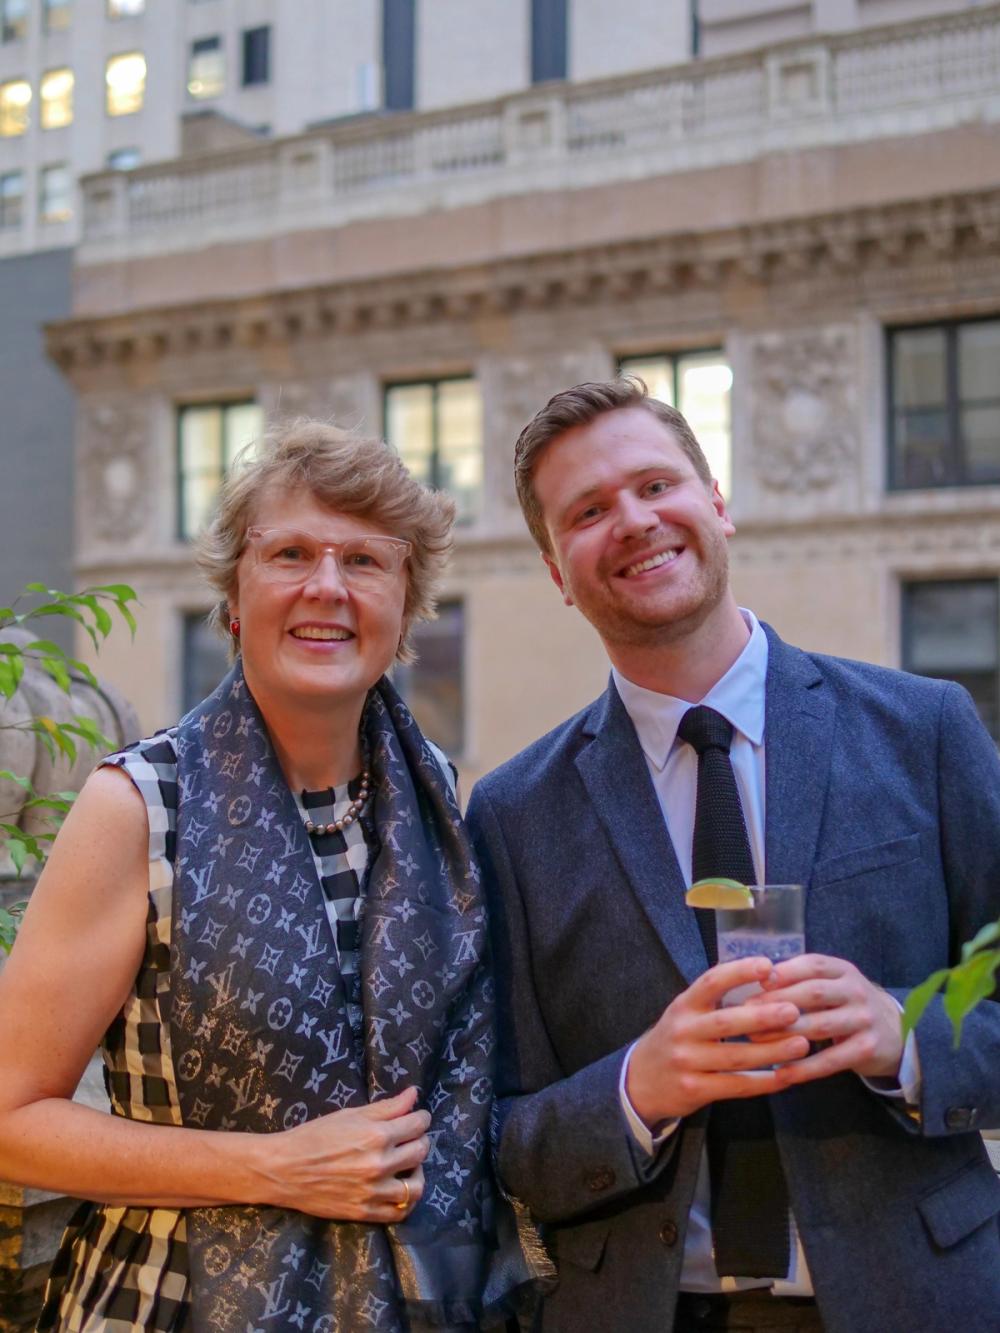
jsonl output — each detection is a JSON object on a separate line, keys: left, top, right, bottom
{"left": 395, "top": 1177, "right": 411, "bottom": 1212}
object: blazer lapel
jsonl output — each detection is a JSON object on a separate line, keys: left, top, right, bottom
{"left": 763, "top": 626, "right": 836, "bottom": 899}
{"left": 575, "top": 681, "right": 708, "bottom": 986}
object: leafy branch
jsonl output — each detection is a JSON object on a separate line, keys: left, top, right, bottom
{"left": 0, "top": 582, "right": 138, "bottom": 911}
{"left": 902, "top": 919, "right": 1000, "bottom": 1047}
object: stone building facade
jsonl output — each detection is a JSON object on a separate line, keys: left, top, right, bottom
{"left": 46, "top": 2, "right": 1000, "bottom": 786}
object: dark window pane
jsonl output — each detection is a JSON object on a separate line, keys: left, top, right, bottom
{"left": 242, "top": 25, "right": 270, "bottom": 86}
{"left": 2, "top": 0, "right": 28, "bottom": 43}
{"left": 531, "top": 0, "right": 567, "bottom": 83}
{"left": 903, "top": 580, "right": 999, "bottom": 738}
{"left": 958, "top": 320, "right": 1000, "bottom": 401}
{"left": 893, "top": 408, "right": 952, "bottom": 487}
{"left": 961, "top": 405, "right": 1000, "bottom": 484}
{"left": 396, "top": 602, "right": 464, "bottom": 757}
{"left": 382, "top": 0, "right": 414, "bottom": 111}
{"left": 182, "top": 613, "right": 230, "bottom": 713}
{"left": 893, "top": 329, "right": 947, "bottom": 409}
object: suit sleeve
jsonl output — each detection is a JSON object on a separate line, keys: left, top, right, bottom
{"left": 466, "top": 783, "right": 678, "bottom": 1224}
{"left": 886, "top": 681, "right": 1000, "bottom": 1137}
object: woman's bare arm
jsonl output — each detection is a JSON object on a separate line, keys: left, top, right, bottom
{"left": 0, "top": 766, "right": 429, "bottom": 1220}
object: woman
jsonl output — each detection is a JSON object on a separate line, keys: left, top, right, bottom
{"left": 0, "top": 422, "right": 550, "bottom": 1331}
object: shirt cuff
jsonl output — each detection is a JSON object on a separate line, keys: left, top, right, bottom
{"left": 618, "top": 1041, "right": 681, "bottom": 1156}
{"left": 861, "top": 997, "right": 922, "bottom": 1106}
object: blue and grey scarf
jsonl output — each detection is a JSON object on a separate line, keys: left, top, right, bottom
{"left": 169, "top": 659, "right": 551, "bottom": 1330}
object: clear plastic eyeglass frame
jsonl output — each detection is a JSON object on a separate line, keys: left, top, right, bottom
{"left": 243, "top": 526, "right": 412, "bottom": 587}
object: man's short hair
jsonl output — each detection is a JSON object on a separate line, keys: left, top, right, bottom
{"left": 513, "top": 377, "right": 713, "bottom": 553}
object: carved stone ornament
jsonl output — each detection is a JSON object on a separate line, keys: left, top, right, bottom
{"left": 748, "top": 328, "right": 858, "bottom": 493}
{"left": 79, "top": 399, "right": 150, "bottom": 540}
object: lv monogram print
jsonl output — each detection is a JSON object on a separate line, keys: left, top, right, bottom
{"left": 169, "top": 661, "right": 521, "bottom": 1330}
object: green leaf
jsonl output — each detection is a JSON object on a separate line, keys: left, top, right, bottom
{"left": 23, "top": 582, "right": 54, "bottom": 595}
{"left": 0, "top": 903, "right": 26, "bottom": 954}
{"left": 89, "top": 583, "right": 138, "bottom": 603}
{"left": 66, "top": 657, "right": 98, "bottom": 688}
{"left": 960, "top": 920, "right": 1000, "bottom": 962}
{"left": 901, "top": 968, "right": 949, "bottom": 1040}
{"left": 942, "top": 951, "right": 1000, "bottom": 1046}
{"left": 23, "top": 638, "right": 64, "bottom": 655}
{"left": 0, "top": 770, "right": 33, "bottom": 792}
{"left": 39, "top": 656, "right": 72, "bottom": 693}
{"left": 8, "top": 837, "right": 27, "bottom": 875}
{"left": 29, "top": 603, "right": 99, "bottom": 651}
{"left": 23, "top": 794, "right": 74, "bottom": 814}
{"left": 0, "top": 653, "right": 24, "bottom": 700}
{"left": 0, "top": 642, "right": 24, "bottom": 655}
{"left": 31, "top": 717, "right": 76, "bottom": 764}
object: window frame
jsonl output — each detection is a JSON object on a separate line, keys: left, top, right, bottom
{"left": 394, "top": 597, "right": 466, "bottom": 760}
{"left": 0, "top": 77, "right": 31, "bottom": 137}
{"left": 531, "top": 0, "right": 568, "bottom": 84}
{"left": 1, "top": 0, "right": 27, "bottom": 43}
{"left": 42, "top": 0, "right": 71, "bottom": 33}
{"left": 241, "top": 25, "right": 270, "bottom": 87}
{"left": 382, "top": 374, "right": 483, "bottom": 526}
{"left": 0, "top": 168, "right": 23, "bottom": 227}
{"left": 39, "top": 161, "right": 72, "bottom": 223}
{"left": 175, "top": 399, "right": 261, "bottom": 541}
{"left": 40, "top": 66, "right": 73, "bottom": 129}
{"left": 900, "top": 576, "right": 1000, "bottom": 740}
{"left": 187, "top": 34, "right": 225, "bottom": 101}
{"left": 886, "top": 314, "right": 1000, "bottom": 492}
{"left": 105, "top": 50, "right": 146, "bottom": 116}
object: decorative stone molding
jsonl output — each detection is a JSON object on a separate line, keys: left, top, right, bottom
{"left": 46, "top": 185, "right": 1000, "bottom": 379}
{"left": 732, "top": 507, "right": 1000, "bottom": 568}
{"left": 747, "top": 326, "right": 859, "bottom": 495}
{"left": 77, "top": 398, "right": 151, "bottom": 542}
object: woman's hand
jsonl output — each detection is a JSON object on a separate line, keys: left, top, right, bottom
{"left": 251, "top": 1086, "right": 430, "bottom": 1222}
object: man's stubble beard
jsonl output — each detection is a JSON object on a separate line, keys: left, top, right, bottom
{"left": 574, "top": 535, "right": 732, "bottom": 653}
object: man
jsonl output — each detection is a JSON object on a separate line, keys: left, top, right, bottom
{"left": 465, "top": 379, "right": 1000, "bottom": 1333}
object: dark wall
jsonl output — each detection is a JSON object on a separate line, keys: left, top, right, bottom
{"left": 0, "top": 248, "right": 75, "bottom": 642}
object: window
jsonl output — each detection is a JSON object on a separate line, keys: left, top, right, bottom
{"left": 0, "top": 79, "right": 30, "bottom": 136}
{"left": 531, "top": 0, "right": 568, "bottom": 83}
{"left": 619, "top": 350, "right": 733, "bottom": 497}
{"left": 242, "top": 25, "right": 270, "bottom": 87}
{"left": 40, "top": 67, "right": 73, "bottom": 128}
{"left": 1, "top": 0, "right": 27, "bottom": 42}
{"left": 384, "top": 378, "right": 483, "bottom": 524}
{"left": 107, "top": 145, "right": 140, "bottom": 169}
{"left": 107, "top": 0, "right": 144, "bottom": 15}
{"left": 396, "top": 601, "right": 465, "bottom": 756}
{"left": 382, "top": 0, "right": 414, "bottom": 111}
{"left": 106, "top": 52, "right": 145, "bottom": 115}
{"left": 43, "top": 0, "right": 71, "bottom": 31}
{"left": 182, "top": 613, "right": 230, "bottom": 713}
{"left": 39, "top": 163, "right": 71, "bottom": 222}
{"left": 0, "top": 170, "right": 23, "bottom": 228}
{"left": 177, "top": 401, "right": 263, "bottom": 538}
{"left": 188, "top": 35, "right": 224, "bottom": 100}
{"left": 889, "top": 318, "right": 1000, "bottom": 490}
{"left": 902, "top": 579, "right": 1000, "bottom": 739}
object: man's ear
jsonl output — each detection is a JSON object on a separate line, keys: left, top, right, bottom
{"left": 542, "top": 551, "right": 574, "bottom": 607}
{"left": 711, "top": 480, "right": 736, "bottom": 538}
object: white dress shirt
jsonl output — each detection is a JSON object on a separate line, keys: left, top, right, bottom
{"left": 612, "top": 610, "right": 919, "bottom": 1297}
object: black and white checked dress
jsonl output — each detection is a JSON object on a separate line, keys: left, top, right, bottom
{"left": 38, "top": 729, "right": 385, "bottom": 1333}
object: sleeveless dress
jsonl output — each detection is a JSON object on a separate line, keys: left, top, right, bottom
{"left": 37, "top": 729, "right": 381, "bottom": 1333}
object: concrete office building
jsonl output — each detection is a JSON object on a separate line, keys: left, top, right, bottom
{"left": 32, "top": 0, "right": 1000, "bottom": 786}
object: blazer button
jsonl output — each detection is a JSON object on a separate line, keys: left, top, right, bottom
{"left": 945, "top": 1106, "right": 979, "bottom": 1130}
{"left": 659, "top": 1220, "right": 679, "bottom": 1248}
{"left": 585, "top": 1167, "right": 616, "bottom": 1192}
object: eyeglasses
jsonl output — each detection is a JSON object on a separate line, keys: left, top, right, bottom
{"left": 243, "top": 526, "right": 412, "bottom": 587}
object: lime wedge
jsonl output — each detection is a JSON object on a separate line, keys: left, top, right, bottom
{"left": 685, "top": 878, "right": 754, "bottom": 910}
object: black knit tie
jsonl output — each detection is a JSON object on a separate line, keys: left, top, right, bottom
{"left": 677, "top": 705, "right": 791, "bottom": 1281}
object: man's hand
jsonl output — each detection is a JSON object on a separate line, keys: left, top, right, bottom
{"left": 751, "top": 954, "right": 904, "bottom": 1087}
{"left": 626, "top": 958, "right": 809, "bottom": 1126}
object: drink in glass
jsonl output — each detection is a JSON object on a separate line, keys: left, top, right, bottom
{"left": 716, "top": 883, "right": 805, "bottom": 1007}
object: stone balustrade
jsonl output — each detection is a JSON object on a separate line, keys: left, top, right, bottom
{"left": 78, "top": 3, "right": 1000, "bottom": 261}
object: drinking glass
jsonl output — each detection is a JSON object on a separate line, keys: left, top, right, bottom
{"left": 716, "top": 883, "right": 805, "bottom": 1007}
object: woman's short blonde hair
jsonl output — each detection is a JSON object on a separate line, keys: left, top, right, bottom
{"left": 196, "top": 420, "right": 455, "bottom": 664}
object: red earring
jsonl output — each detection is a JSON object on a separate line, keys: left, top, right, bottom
{"left": 230, "top": 618, "right": 240, "bottom": 638}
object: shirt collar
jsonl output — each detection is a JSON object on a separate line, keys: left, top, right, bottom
{"left": 612, "top": 610, "right": 768, "bottom": 771}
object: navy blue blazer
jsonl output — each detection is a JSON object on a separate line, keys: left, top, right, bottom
{"left": 467, "top": 626, "right": 1000, "bottom": 1333}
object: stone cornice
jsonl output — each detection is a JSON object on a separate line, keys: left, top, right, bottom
{"left": 46, "top": 185, "right": 1000, "bottom": 376}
